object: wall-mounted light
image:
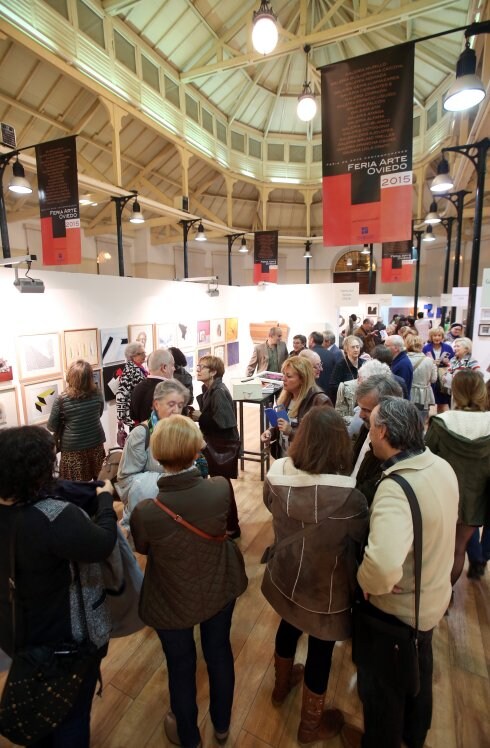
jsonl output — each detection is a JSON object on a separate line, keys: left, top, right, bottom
{"left": 430, "top": 156, "right": 454, "bottom": 193}
{"left": 424, "top": 200, "right": 441, "bottom": 224}
{"left": 297, "top": 45, "right": 317, "bottom": 122}
{"left": 423, "top": 224, "right": 436, "bottom": 242}
{"left": 252, "top": 0, "right": 278, "bottom": 55}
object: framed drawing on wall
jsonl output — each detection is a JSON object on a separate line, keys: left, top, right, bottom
{"left": 213, "top": 344, "right": 225, "bottom": 363}
{"left": 102, "top": 363, "right": 123, "bottom": 402}
{"left": 478, "top": 323, "right": 490, "bottom": 337}
{"left": 185, "top": 353, "right": 194, "bottom": 375}
{"left": 22, "top": 378, "right": 64, "bottom": 425}
{"left": 0, "top": 355, "right": 13, "bottom": 384}
{"left": 129, "top": 324, "right": 154, "bottom": 354}
{"left": 197, "top": 320, "right": 210, "bottom": 345}
{"left": 211, "top": 319, "right": 225, "bottom": 344}
{"left": 17, "top": 333, "right": 61, "bottom": 382}
{"left": 227, "top": 341, "right": 239, "bottom": 366}
{"left": 0, "top": 387, "right": 20, "bottom": 429}
{"left": 196, "top": 347, "right": 211, "bottom": 361}
{"left": 225, "top": 318, "right": 238, "bottom": 342}
{"left": 100, "top": 327, "right": 128, "bottom": 366}
{"left": 64, "top": 329, "right": 99, "bottom": 369}
{"left": 176, "top": 320, "right": 196, "bottom": 350}
{"left": 156, "top": 322, "right": 175, "bottom": 349}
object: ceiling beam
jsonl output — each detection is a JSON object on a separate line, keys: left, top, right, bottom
{"left": 101, "top": 0, "right": 144, "bottom": 14}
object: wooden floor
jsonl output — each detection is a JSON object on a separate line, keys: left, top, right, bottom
{"left": 1, "top": 404, "right": 489, "bottom": 747}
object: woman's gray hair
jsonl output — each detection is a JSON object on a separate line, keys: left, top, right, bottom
{"left": 454, "top": 336, "right": 472, "bottom": 354}
{"left": 372, "top": 397, "right": 424, "bottom": 451}
{"left": 153, "top": 378, "right": 189, "bottom": 403}
{"left": 344, "top": 335, "right": 363, "bottom": 351}
{"left": 386, "top": 335, "right": 404, "bottom": 351}
{"left": 356, "top": 374, "right": 403, "bottom": 402}
{"left": 125, "top": 342, "right": 144, "bottom": 360}
{"left": 358, "top": 359, "right": 391, "bottom": 382}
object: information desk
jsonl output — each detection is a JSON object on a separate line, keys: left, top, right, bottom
{"left": 233, "top": 385, "right": 282, "bottom": 481}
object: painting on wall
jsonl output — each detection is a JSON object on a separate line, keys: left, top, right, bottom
{"left": 0, "top": 387, "right": 20, "bottom": 429}
{"left": 0, "top": 356, "right": 13, "bottom": 384}
{"left": 176, "top": 321, "right": 196, "bottom": 350}
{"left": 213, "top": 344, "right": 225, "bottom": 363}
{"left": 156, "top": 323, "right": 175, "bottom": 349}
{"left": 366, "top": 304, "right": 379, "bottom": 317}
{"left": 227, "top": 341, "right": 239, "bottom": 366}
{"left": 102, "top": 364, "right": 124, "bottom": 402}
{"left": 100, "top": 327, "right": 128, "bottom": 366}
{"left": 129, "top": 324, "right": 154, "bottom": 354}
{"left": 210, "top": 318, "right": 225, "bottom": 344}
{"left": 225, "top": 318, "right": 238, "bottom": 342}
{"left": 17, "top": 333, "right": 61, "bottom": 381}
{"left": 197, "top": 320, "right": 211, "bottom": 345}
{"left": 22, "top": 378, "right": 63, "bottom": 425}
{"left": 185, "top": 353, "right": 194, "bottom": 375}
{"left": 64, "top": 329, "right": 99, "bottom": 369}
{"left": 196, "top": 347, "right": 211, "bottom": 362}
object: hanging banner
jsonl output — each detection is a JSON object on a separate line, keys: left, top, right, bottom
{"left": 381, "top": 240, "right": 413, "bottom": 283}
{"left": 35, "top": 136, "right": 81, "bottom": 265}
{"left": 253, "top": 230, "right": 278, "bottom": 284}
{"left": 321, "top": 44, "right": 414, "bottom": 247}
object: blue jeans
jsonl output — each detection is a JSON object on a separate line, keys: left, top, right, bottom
{"left": 157, "top": 600, "right": 236, "bottom": 748}
{"left": 467, "top": 526, "right": 490, "bottom": 563}
{"left": 30, "top": 653, "right": 102, "bottom": 748}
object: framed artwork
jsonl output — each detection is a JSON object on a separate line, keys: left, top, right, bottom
{"left": 156, "top": 322, "right": 176, "bottom": 349}
{"left": 197, "top": 347, "right": 211, "bottom": 361}
{"left": 185, "top": 353, "right": 194, "bottom": 375}
{"left": 213, "top": 344, "right": 225, "bottom": 362}
{"left": 0, "top": 387, "right": 20, "bottom": 429}
{"left": 211, "top": 318, "right": 225, "bottom": 344}
{"left": 478, "top": 323, "right": 490, "bottom": 337}
{"left": 227, "top": 341, "right": 239, "bottom": 366}
{"left": 64, "top": 328, "right": 99, "bottom": 369}
{"left": 100, "top": 327, "right": 128, "bottom": 366}
{"left": 102, "top": 363, "right": 123, "bottom": 402}
{"left": 22, "top": 378, "right": 64, "bottom": 425}
{"left": 129, "top": 324, "right": 154, "bottom": 354}
{"left": 176, "top": 321, "right": 196, "bottom": 350}
{"left": 92, "top": 369, "right": 102, "bottom": 391}
{"left": 17, "top": 333, "right": 61, "bottom": 382}
{"left": 480, "top": 309, "right": 490, "bottom": 322}
{"left": 0, "top": 356, "right": 13, "bottom": 384}
{"left": 366, "top": 304, "right": 379, "bottom": 317}
{"left": 197, "top": 320, "right": 211, "bottom": 345}
{"left": 225, "top": 318, "right": 238, "bottom": 342}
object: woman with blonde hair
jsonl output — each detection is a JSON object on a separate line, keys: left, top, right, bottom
{"left": 405, "top": 334, "right": 437, "bottom": 421}
{"left": 262, "top": 356, "right": 332, "bottom": 458}
{"left": 426, "top": 369, "right": 490, "bottom": 589}
{"left": 48, "top": 359, "right": 105, "bottom": 480}
{"left": 131, "top": 415, "right": 247, "bottom": 748}
{"left": 423, "top": 325, "right": 453, "bottom": 412}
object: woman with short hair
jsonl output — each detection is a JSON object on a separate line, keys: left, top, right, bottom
{"left": 116, "top": 341, "right": 147, "bottom": 427}
{"left": 262, "top": 407, "right": 368, "bottom": 743}
{"left": 328, "top": 335, "right": 364, "bottom": 405}
{"left": 130, "top": 416, "right": 248, "bottom": 748}
{"left": 48, "top": 359, "right": 105, "bottom": 481}
{"left": 423, "top": 326, "right": 454, "bottom": 413}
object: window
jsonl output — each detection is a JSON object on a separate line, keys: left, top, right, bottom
{"left": 185, "top": 94, "right": 199, "bottom": 122}
{"left": 427, "top": 101, "right": 438, "bottom": 130}
{"left": 164, "top": 75, "right": 180, "bottom": 108}
{"left": 290, "top": 145, "right": 306, "bottom": 163}
{"left": 77, "top": 1, "right": 105, "bottom": 48}
{"left": 312, "top": 144, "right": 322, "bottom": 162}
{"left": 216, "top": 121, "right": 227, "bottom": 144}
{"left": 114, "top": 30, "right": 136, "bottom": 73}
{"left": 268, "top": 143, "right": 284, "bottom": 161}
{"left": 249, "top": 138, "right": 262, "bottom": 159}
{"left": 413, "top": 115, "right": 420, "bottom": 138}
{"left": 231, "top": 131, "right": 245, "bottom": 153}
{"left": 141, "top": 56, "right": 159, "bottom": 91}
{"left": 202, "top": 109, "right": 213, "bottom": 134}
{"left": 45, "top": 0, "right": 69, "bottom": 19}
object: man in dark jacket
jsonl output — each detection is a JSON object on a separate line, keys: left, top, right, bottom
{"left": 322, "top": 330, "right": 343, "bottom": 364}
{"left": 130, "top": 348, "right": 175, "bottom": 423}
{"left": 385, "top": 335, "right": 413, "bottom": 397}
{"left": 308, "top": 331, "right": 335, "bottom": 393}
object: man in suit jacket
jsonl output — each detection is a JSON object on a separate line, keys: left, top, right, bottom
{"left": 322, "top": 330, "right": 343, "bottom": 364}
{"left": 308, "top": 331, "right": 335, "bottom": 393}
{"left": 246, "top": 326, "right": 288, "bottom": 376}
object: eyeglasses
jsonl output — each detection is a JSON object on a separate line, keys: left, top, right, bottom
{"left": 196, "top": 365, "right": 210, "bottom": 371}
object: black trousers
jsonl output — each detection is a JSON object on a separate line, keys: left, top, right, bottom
{"left": 356, "top": 607, "right": 433, "bottom": 748}
{"left": 275, "top": 618, "right": 335, "bottom": 695}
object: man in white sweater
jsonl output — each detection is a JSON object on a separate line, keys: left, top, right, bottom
{"left": 341, "top": 398, "right": 458, "bottom": 748}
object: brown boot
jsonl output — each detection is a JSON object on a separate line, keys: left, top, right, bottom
{"left": 271, "top": 653, "right": 305, "bottom": 706}
{"left": 297, "top": 685, "right": 344, "bottom": 744}
{"left": 340, "top": 723, "right": 363, "bottom": 748}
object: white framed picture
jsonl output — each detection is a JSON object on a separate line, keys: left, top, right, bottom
{"left": 129, "top": 324, "right": 154, "bottom": 354}
{"left": 17, "top": 333, "right": 62, "bottom": 382}
{"left": 0, "top": 387, "right": 20, "bottom": 429}
{"left": 100, "top": 327, "right": 128, "bottom": 366}
{"left": 176, "top": 320, "right": 196, "bottom": 350}
{"left": 211, "top": 319, "right": 225, "bottom": 344}
{"left": 22, "top": 378, "right": 64, "bottom": 425}
{"left": 64, "top": 328, "right": 99, "bottom": 369}
{"left": 156, "top": 322, "right": 176, "bottom": 349}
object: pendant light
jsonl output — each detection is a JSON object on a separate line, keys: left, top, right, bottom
{"left": 424, "top": 200, "right": 441, "bottom": 224}
{"left": 238, "top": 236, "right": 248, "bottom": 253}
{"left": 9, "top": 158, "right": 32, "bottom": 194}
{"left": 346, "top": 256, "right": 353, "bottom": 267}
{"left": 297, "top": 45, "right": 317, "bottom": 122}
{"left": 361, "top": 244, "right": 370, "bottom": 255}
{"left": 430, "top": 156, "right": 454, "bottom": 194}
{"left": 252, "top": 1, "right": 278, "bottom": 55}
{"left": 423, "top": 224, "right": 436, "bottom": 242}
{"left": 444, "top": 43, "right": 485, "bottom": 112}
{"left": 129, "top": 197, "right": 145, "bottom": 223}
{"left": 195, "top": 222, "right": 207, "bottom": 241}
{"left": 303, "top": 241, "right": 312, "bottom": 259}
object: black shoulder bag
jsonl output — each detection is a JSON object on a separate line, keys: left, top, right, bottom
{"left": 352, "top": 473, "right": 423, "bottom": 697}
{"left": 0, "top": 509, "right": 101, "bottom": 745}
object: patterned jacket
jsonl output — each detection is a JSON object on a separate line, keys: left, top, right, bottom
{"left": 116, "top": 360, "right": 147, "bottom": 425}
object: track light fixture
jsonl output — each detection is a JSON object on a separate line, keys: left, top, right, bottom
{"left": 424, "top": 200, "right": 441, "bottom": 224}
{"left": 252, "top": 0, "right": 278, "bottom": 55}
{"left": 430, "top": 156, "right": 454, "bottom": 193}
{"left": 195, "top": 221, "right": 207, "bottom": 241}
{"left": 297, "top": 45, "right": 317, "bottom": 122}
{"left": 8, "top": 158, "right": 32, "bottom": 195}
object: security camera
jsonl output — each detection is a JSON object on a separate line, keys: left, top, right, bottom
{"left": 14, "top": 277, "right": 45, "bottom": 293}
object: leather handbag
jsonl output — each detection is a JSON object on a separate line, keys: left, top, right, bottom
{"left": 352, "top": 473, "right": 423, "bottom": 698}
{"left": 203, "top": 436, "right": 241, "bottom": 480}
{"left": 102, "top": 527, "right": 145, "bottom": 638}
{"left": 98, "top": 447, "right": 123, "bottom": 487}
{"left": 0, "top": 511, "right": 100, "bottom": 745}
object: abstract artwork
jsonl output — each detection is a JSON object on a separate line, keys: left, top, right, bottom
{"left": 213, "top": 344, "right": 225, "bottom": 363}
{"left": 0, "top": 387, "right": 19, "bottom": 429}
{"left": 64, "top": 329, "right": 99, "bottom": 369}
{"left": 0, "top": 356, "right": 13, "bottom": 384}
{"left": 227, "top": 341, "right": 239, "bottom": 366}
{"left": 156, "top": 323, "right": 175, "bottom": 349}
{"left": 22, "top": 378, "right": 63, "bottom": 425}
{"left": 185, "top": 353, "right": 194, "bottom": 375}
{"left": 211, "top": 318, "right": 225, "bottom": 344}
{"left": 100, "top": 327, "right": 128, "bottom": 366}
{"left": 18, "top": 333, "right": 61, "bottom": 381}
{"left": 129, "top": 324, "right": 154, "bottom": 354}
{"left": 225, "top": 318, "right": 238, "bottom": 342}
{"left": 176, "top": 320, "right": 196, "bottom": 350}
{"left": 197, "top": 320, "right": 211, "bottom": 345}
{"left": 197, "top": 347, "right": 211, "bottom": 361}
{"left": 102, "top": 363, "right": 124, "bottom": 402}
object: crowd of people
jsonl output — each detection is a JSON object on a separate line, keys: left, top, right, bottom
{"left": 0, "top": 315, "right": 488, "bottom": 748}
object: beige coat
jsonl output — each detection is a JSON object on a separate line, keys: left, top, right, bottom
{"left": 246, "top": 340, "right": 288, "bottom": 376}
